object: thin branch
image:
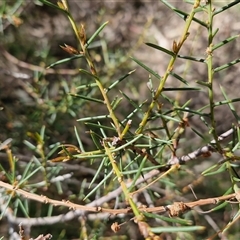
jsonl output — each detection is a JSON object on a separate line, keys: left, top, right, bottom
{"left": 1, "top": 46, "right": 79, "bottom": 76}
{"left": 0, "top": 179, "right": 238, "bottom": 224}
{"left": 168, "top": 128, "right": 234, "bottom": 164}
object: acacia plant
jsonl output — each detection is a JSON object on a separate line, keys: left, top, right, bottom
{"left": 1, "top": 0, "right": 240, "bottom": 239}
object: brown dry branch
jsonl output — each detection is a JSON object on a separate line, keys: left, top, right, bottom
{"left": 1, "top": 46, "right": 79, "bottom": 76}
{"left": 0, "top": 138, "right": 13, "bottom": 151}
{"left": 168, "top": 128, "right": 235, "bottom": 165}
{"left": 0, "top": 180, "right": 238, "bottom": 240}
{"left": 0, "top": 169, "right": 160, "bottom": 226}
{"left": 0, "top": 175, "right": 238, "bottom": 222}
{"left": 0, "top": 152, "right": 98, "bottom": 176}
{"left": 19, "top": 223, "right": 25, "bottom": 240}
{"left": 30, "top": 234, "right": 52, "bottom": 240}
{"left": 19, "top": 223, "right": 52, "bottom": 240}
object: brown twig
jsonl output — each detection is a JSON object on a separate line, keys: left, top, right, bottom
{"left": 30, "top": 234, "right": 52, "bottom": 240}
{"left": 168, "top": 128, "right": 234, "bottom": 165}
{"left": 0, "top": 176, "right": 238, "bottom": 221}
{"left": 1, "top": 46, "right": 79, "bottom": 76}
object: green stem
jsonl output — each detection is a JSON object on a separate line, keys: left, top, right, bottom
{"left": 136, "top": 0, "right": 200, "bottom": 134}
{"left": 66, "top": 2, "right": 121, "bottom": 136}
{"left": 206, "top": 1, "right": 221, "bottom": 151}
{"left": 103, "top": 142, "right": 144, "bottom": 220}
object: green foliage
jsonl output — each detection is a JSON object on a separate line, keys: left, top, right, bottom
{"left": 1, "top": 0, "right": 240, "bottom": 239}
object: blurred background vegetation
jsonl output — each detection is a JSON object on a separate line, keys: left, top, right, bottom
{"left": 1, "top": 0, "right": 240, "bottom": 239}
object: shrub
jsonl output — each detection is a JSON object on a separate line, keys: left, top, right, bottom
{"left": 1, "top": 0, "right": 240, "bottom": 239}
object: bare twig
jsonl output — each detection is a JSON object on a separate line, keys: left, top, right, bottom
{"left": 168, "top": 128, "right": 234, "bottom": 165}
{"left": 30, "top": 234, "right": 52, "bottom": 240}
{"left": 1, "top": 46, "right": 79, "bottom": 76}
{"left": 0, "top": 175, "right": 238, "bottom": 224}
